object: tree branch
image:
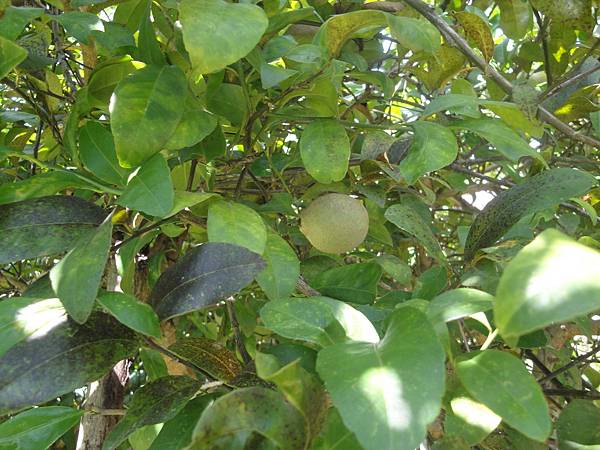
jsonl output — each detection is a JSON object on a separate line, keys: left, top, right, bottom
{"left": 401, "top": 0, "right": 600, "bottom": 150}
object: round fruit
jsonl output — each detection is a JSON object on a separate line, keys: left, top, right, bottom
{"left": 300, "top": 193, "right": 369, "bottom": 254}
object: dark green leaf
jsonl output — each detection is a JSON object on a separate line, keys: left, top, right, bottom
{"left": 311, "top": 407, "right": 363, "bottom": 450}
{"left": 110, "top": 65, "right": 187, "bottom": 168}
{"left": 78, "top": 121, "right": 129, "bottom": 185}
{"left": 150, "top": 243, "right": 265, "bottom": 320}
{"left": 103, "top": 376, "right": 201, "bottom": 450}
{"left": 0, "top": 195, "right": 107, "bottom": 264}
{"left": 54, "top": 12, "right": 103, "bottom": 45}
{"left": 98, "top": 292, "right": 161, "bottom": 338}
{"left": 50, "top": 215, "right": 112, "bottom": 323}
{"left": 0, "top": 406, "right": 83, "bottom": 450}
{"left": 0, "top": 312, "right": 138, "bottom": 414}
{"left": 187, "top": 387, "right": 306, "bottom": 450}
{"left": 316, "top": 307, "right": 445, "bottom": 450}
{"left": 312, "top": 262, "right": 382, "bottom": 305}
{"left": 385, "top": 203, "right": 447, "bottom": 264}
{"left": 465, "top": 168, "right": 596, "bottom": 258}
{"left": 495, "top": 229, "right": 600, "bottom": 343}
{"left": 117, "top": 153, "right": 174, "bottom": 217}
{"left": 557, "top": 400, "right": 600, "bottom": 448}
{"left": 456, "top": 350, "right": 551, "bottom": 442}
{"left": 0, "top": 297, "right": 66, "bottom": 358}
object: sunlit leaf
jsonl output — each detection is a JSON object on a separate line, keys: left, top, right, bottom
{"left": 300, "top": 119, "right": 350, "bottom": 184}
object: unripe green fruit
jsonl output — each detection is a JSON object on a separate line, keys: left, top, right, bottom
{"left": 300, "top": 193, "right": 369, "bottom": 254}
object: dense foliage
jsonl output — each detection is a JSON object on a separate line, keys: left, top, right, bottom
{"left": 1, "top": 0, "right": 600, "bottom": 448}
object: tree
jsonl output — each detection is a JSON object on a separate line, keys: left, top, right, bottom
{"left": 0, "top": 0, "right": 599, "bottom": 448}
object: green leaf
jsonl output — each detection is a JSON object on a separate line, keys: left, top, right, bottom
{"left": 398, "top": 121, "right": 458, "bottom": 184}
{"left": 557, "top": 400, "right": 600, "bottom": 448}
{"left": 0, "top": 171, "right": 102, "bottom": 205}
{"left": 87, "top": 59, "right": 137, "bottom": 109}
{"left": 0, "top": 312, "right": 137, "bottom": 414}
{"left": 375, "top": 255, "right": 412, "bottom": 285}
{"left": 187, "top": 387, "right": 306, "bottom": 449}
{"left": 0, "top": 195, "right": 107, "bottom": 264}
{"left": 465, "top": 168, "right": 596, "bottom": 258}
{"left": 444, "top": 388, "right": 501, "bottom": 445}
{"left": 54, "top": 12, "right": 103, "bottom": 45}
{"left": 164, "top": 99, "right": 217, "bottom": 151}
{"left": 385, "top": 203, "right": 447, "bottom": 264}
{"left": 387, "top": 16, "right": 441, "bottom": 54}
{"left": 0, "top": 7, "right": 44, "bottom": 40}
{"left": 453, "top": 118, "right": 541, "bottom": 162}
{"left": 150, "top": 243, "right": 265, "bottom": 320}
{"left": 454, "top": 11, "right": 494, "bottom": 61}
{"left": 261, "top": 297, "right": 344, "bottom": 347}
{"left": 300, "top": 119, "right": 350, "bottom": 184}
{"left": 260, "top": 62, "right": 298, "bottom": 89}
{"left": 495, "top": 229, "right": 600, "bottom": 343}
{"left": 110, "top": 65, "right": 187, "bottom": 168}
{"left": 50, "top": 215, "right": 112, "bottom": 324}
{"left": 312, "top": 262, "right": 382, "bottom": 305}
{"left": 0, "top": 35, "right": 27, "bottom": 79}
{"left": 312, "top": 407, "right": 363, "bottom": 450}
{"left": 148, "top": 396, "right": 217, "bottom": 450}
{"left": 316, "top": 307, "right": 445, "bottom": 450}
{"left": 256, "top": 231, "right": 300, "bottom": 301}
{"left": 179, "top": 0, "right": 268, "bottom": 75}
{"left": 315, "top": 10, "right": 387, "bottom": 57}
{"left": 207, "top": 201, "right": 267, "bottom": 254}
{"left": 0, "top": 297, "right": 66, "bottom": 358}
{"left": 117, "top": 153, "right": 174, "bottom": 217}
{"left": 456, "top": 350, "right": 551, "bottom": 442}
{"left": 0, "top": 406, "right": 83, "bottom": 450}
{"left": 98, "top": 292, "right": 161, "bottom": 338}
{"left": 422, "top": 94, "right": 509, "bottom": 118}
{"left": 427, "top": 288, "right": 493, "bottom": 324}
{"left": 103, "top": 376, "right": 201, "bottom": 450}
{"left": 497, "top": 0, "right": 532, "bottom": 40}
{"left": 79, "top": 121, "right": 130, "bottom": 185}
{"left": 168, "top": 337, "right": 243, "bottom": 382}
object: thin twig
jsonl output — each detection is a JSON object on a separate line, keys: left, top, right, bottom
{"left": 226, "top": 297, "right": 252, "bottom": 365}
{"left": 539, "top": 342, "right": 600, "bottom": 383}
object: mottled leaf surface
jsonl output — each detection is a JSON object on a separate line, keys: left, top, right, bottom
{"left": 300, "top": 119, "right": 350, "bottom": 183}
{"left": 0, "top": 313, "right": 138, "bottom": 413}
{"left": 169, "top": 337, "right": 242, "bottom": 382}
{"left": 465, "top": 168, "right": 596, "bottom": 258}
{"left": 0, "top": 195, "right": 107, "bottom": 264}
{"left": 150, "top": 243, "right": 265, "bottom": 320}
{"left": 103, "top": 376, "right": 201, "bottom": 450}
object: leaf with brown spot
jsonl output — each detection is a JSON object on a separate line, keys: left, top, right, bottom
{"left": 455, "top": 11, "right": 495, "bottom": 62}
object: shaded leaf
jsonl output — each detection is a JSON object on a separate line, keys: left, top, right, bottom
{"left": 187, "top": 387, "right": 305, "bottom": 450}
{"left": 387, "top": 15, "right": 441, "bottom": 54}
{"left": 103, "top": 376, "right": 201, "bottom": 450}
{"left": 0, "top": 406, "right": 83, "bottom": 450}
{"left": 312, "top": 262, "right": 382, "bottom": 305}
{"left": 399, "top": 121, "right": 458, "bottom": 184}
{"left": 164, "top": 99, "right": 217, "bottom": 151}
{"left": 495, "top": 229, "right": 600, "bottom": 343}
{"left": 256, "top": 232, "right": 300, "bottom": 301}
{"left": 300, "top": 119, "right": 350, "bottom": 184}
{"left": 557, "top": 400, "right": 600, "bottom": 448}
{"left": 0, "top": 297, "right": 66, "bottom": 358}
{"left": 98, "top": 292, "right": 161, "bottom": 338}
{"left": 117, "top": 153, "right": 174, "bottom": 217}
{"left": 454, "top": 11, "right": 494, "bottom": 61}
{"left": 148, "top": 395, "right": 217, "bottom": 450}
{"left": 169, "top": 337, "right": 242, "bottom": 382}
{"left": 110, "top": 65, "right": 187, "bottom": 168}
{"left": 0, "top": 35, "right": 27, "bottom": 80}
{"left": 311, "top": 407, "right": 363, "bottom": 450}
{"left": 79, "top": 121, "right": 130, "bottom": 185}
{"left": 207, "top": 201, "right": 267, "bottom": 255}
{"left": 150, "top": 243, "right": 265, "bottom": 320}
{"left": 50, "top": 215, "right": 112, "bottom": 324}
{"left": 456, "top": 350, "right": 551, "bottom": 442}
{"left": 498, "top": 0, "right": 532, "bottom": 40}
{"left": 316, "top": 307, "right": 445, "bottom": 450}
{"left": 385, "top": 203, "right": 447, "bottom": 264}
{"left": 0, "top": 195, "right": 107, "bottom": 264}
{"left": 0, "top": 312, "right": 138, "bottom": 414}
{"left": 465, "top": 168, "right": 596, "bottom": 258}
{"left": 180, "top": 0, "right": 268, "bottom": 74}
{"left": 427, "top": 288, "right": 493, "bottom": 324}
{"left": 54, "top": 12, "right": 103, "bottom": 45}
